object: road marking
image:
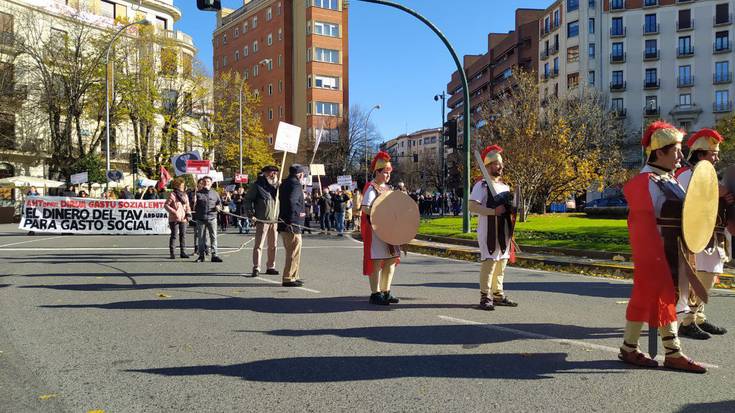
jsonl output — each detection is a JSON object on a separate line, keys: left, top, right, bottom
{"left": 437, "top": 315, "right": 720, "bottom": 369}
{"left": 0, "top": 236, "right": 65, "bottom": 248}
{"left": 245, "top": 275, "right": 321, "bottom": 293}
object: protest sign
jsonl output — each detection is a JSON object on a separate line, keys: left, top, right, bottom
{"left": 171, "top": 151, "right": 202, "bottom": 176}
{"left": 328, "top": 184, "right": 341, "bottom": 192}
{"left": 70, "top": 172, "right": 88, "bottom": 185}
{"left": 138, "top": 178, "right": 158, "bottom": 187}
{"left": 274, "top": 121, "right": 301, "bottom": 154}
{"left": 19, "top": 196, "right": 169, "bottom": 234}
{"left": 337, "top": 175, "right": 352, "bottom": 186}
{"left": 310, "top": 164, "right": 325, "bottom": 176}
{"left": 235, "top": 174, "right": 249, "bottom": 184}
{"left": 186, "top": 159, "right": 211, "bottom": 175}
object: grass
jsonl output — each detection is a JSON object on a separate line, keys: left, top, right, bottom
{"left": 418, "top": 213, "right": 630, "bottom": 253}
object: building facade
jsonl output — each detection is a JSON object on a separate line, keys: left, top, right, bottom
{"left": 212, "top": 0, "right": 349, "bottom": 161}
{"left": 380, "top": 127, "right": 446, "bottom": 191}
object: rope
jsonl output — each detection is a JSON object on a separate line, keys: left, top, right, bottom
{"left": 220, "top": 210, "right": 314, "bottom": 232}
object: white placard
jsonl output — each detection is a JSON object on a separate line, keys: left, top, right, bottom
{"left": 328, "top": 184, "right": 341, "bottom": 192}
{"left": 70, "top": 172, "right": 88, "bottom": 184}
{"left": 197, "top": 170, "right": 224, "bottom": 183}
{"left": 337, "top": 175, "right": 352, "bottom": 186}
{"left": 310, "top": 164, "right": 325, "bottom": 176}
{"left": 274, "top": 121, "right": 302, "bottom": 154}
{"left": 138, "top": 178, "right": 158, "bottom": 187}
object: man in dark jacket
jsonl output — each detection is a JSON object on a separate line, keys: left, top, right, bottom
{"left": 331, "top": 189, "right": 349, "bottom": 236}
{"left": 278, "top": 164, "right": 307, "bottom": 287}
{"left": 193, "top": 176, "right": 223, "bottom": 262}
{"left": 244, "top": 165, "right": 280, "bottom": 277}
{"left": 317, "top": 191, "right": 332, "bottom": 232}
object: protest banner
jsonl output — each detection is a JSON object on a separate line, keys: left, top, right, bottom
{"left": 328, "top": 184, "right": 341, "bottom": 192}
{"left": 70, "top": 172, "right": 88, "bottom": 185}
{"left": 235, "top": 174, "right": 249, "bottom": 184}
{"left": 19, "top": 196, "right": 169, "bottom": 234}
{"left": 186, "top": 159, "right": 211, "bottom": 175}
{"left": 138, "top": 178, "right": 158, "bottom": 188}
{"left": 337, "top": 175, "right": 352, "bottom": 186}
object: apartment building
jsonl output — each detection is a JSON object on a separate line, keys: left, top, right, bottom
{"left": 446, "top": 8, "right": 544, "bottom": 127}
{"left": 213, "top": 0, "right": 348, "bottom": 160}
{"left": 0, "top": 0, "right": 198, "bottom": 181}
{"left": 538, "top": 0, "right": 604, "bottom": 101}
{"left": 381, "top": 128, "right": 444, "bottom": 165}
{"left": 601, "top": 0, "right": 734, "bottom": 145}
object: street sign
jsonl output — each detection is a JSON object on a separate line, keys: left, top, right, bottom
{"left": 274, "top": 121, "right": 301, "bottom": 154}
{"left": 106, "top": 170, "right": 123, "bottom": 182}
{"left": 172, "top": 151, "right": 202, "bottom": 176}
{"left": 337, "top": 175, "right": 352, "bottom": 186}
{"left": 186, "top": 159, "right": 211, "bottom": 175}
{"left": 70, "top": 171, "right": 88, "bottom": 185}
{"left": 235, "top": 174, "right": 249, "bottom": 184}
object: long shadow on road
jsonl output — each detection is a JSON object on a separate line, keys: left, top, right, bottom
{"left": 20, "top": 282, "right": 271, "bottom": 291}
{"left": 13, "top": 272, "right": 248, "bottom": 278}
{"left": 676, "top": 401, "right": 735, "bottom": 413}
{"left": 238, "top": 323, "right": 622, "bottom": 346}
{"left": 40, "top": 296, "right": 471, "bottom": 313}
{"left": 394, "top": 281, "right": 631, "bottom": 299}
{"left": 125, "top": 353, "right": 624, "bottom": 382}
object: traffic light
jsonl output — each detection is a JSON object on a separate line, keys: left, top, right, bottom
{"left": 443, "top": 118, "right": 457, "bottom": 149}
{"left": 197, "top": 0, "right": 221, "bottom": 11}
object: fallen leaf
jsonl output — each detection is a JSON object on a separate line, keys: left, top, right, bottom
{"left": 157, "top": 293, "right": 171, "bottom": 298}
{"left": 39, "top": 394, "right": 58, "bottom": 400}
{"left": 616, "top": 300, "right": 629, "bottom": 305}
{"left": 87, "top": 410, "right": 105, "bottom": 413}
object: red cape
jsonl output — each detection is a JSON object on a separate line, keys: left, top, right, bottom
{"left": 674, "top": 166, "right": 690, "bottom": 179}
{"left": 361, "top": 182, "right": 400, "bottom": 276}
{"left": 623, "top": 173, "right": 677, "bottom": 327}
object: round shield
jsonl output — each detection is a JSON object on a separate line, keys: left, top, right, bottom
{"left": 682, "top": 161, "right": 719, "bottom": 253}
{"left": 370, "top": 191, "right": 420, "bottom": 246}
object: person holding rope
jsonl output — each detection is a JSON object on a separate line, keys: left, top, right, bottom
{"left": 362, "top": 151, "right": 401, "bottom": 306}
{"left": 278, "top": 164, "right": 307, "bottom": 287}
{"left": 244, "top": 165, "right": 280, "bottom": 278}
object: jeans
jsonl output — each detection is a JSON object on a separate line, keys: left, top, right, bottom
{"left": 238, "top": 218, "right": 251, "bottom": 234}
{"left": 320, "top": 213, "right": 331, "bottom": 230}
{"left": 196, "top": 219, "right": 218, "bottom": 256}
{"left": 169, "top": 221, "right": 187, "bottom": 253}
{"left": 334, "top": 211, "right": 345, "bottom": 234}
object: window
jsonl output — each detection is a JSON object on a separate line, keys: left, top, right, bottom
{"left": 222, "top": 55, "right": 227, "bottom": 67}
{"left": 567, "top": 45, "right": 579, "bottom": 62}
{"left": 611, "top": 17, "right": 624, "bottom": 36}
{"left": 610, "top": 0, "right": 624, "bottom": 9}
{"left": 678, "top": 9, "right": 691, "bottom": 30}
{"left": 277, "top": 2, "right": 282, "bottom": 15}
{"left": 544, "top": 62, "right": 550, "bottom": 77}
{"left": 612, "top": 42, "right": 624, "bottom": 57}
{"left": 567, "top": 72, "right": 579, "bottom": 89}
{"left": 266, "top": 7, "right": 273, "bottom": 21}
{"left": 0, "top": 112, "right": 15, "bottom": 150}
{"left": 612, "top": 70, "right": 624, "bottom": 85}
{"left": 679, "top": 93, "right": 691, "bottom": 107}
{"left": 645, "top": 39, "right": 657, "bottom": 58}
{"left": 645, "top": 96, "right": 658, "bottom": 112}
{"left": 611, "top": 98, "right": 624, "bottom": 111}
{"left": 313, "top": 0, "right": 339, "bottom": 10}
{"left": 268, "top": 108, "right": 273, "bottom": 120}
{"left": 161, "top": 89, "right": 178, "bottom": 114}
{"left": 553, "top": 57, "right": 559, "bottom": 73}
{"left": 278, "top": 28, "right": 283, "bottom": 41}
{"left": 243, "top": 20, "right": 248, "bottom": 32}
{"left": 315, "top": 75, "right": 339, "bottom": 89}
{"left": 678, "top": 36, "right": 692, "bottom": 54}
{"left": 567, "top": 20, "right": 579, "bottom": 37}
{"left": 715, "top": 31, "right": 730, "bottom": 51}
{"left": 645, "top": 68, "right": 658, "bottom": 86}
{"left": 715, "top": 61, "right": 730, "bottom": 82}
{"left": 222, "top": 34, "right": 227, "bottom": 45}
{"left": 588, "top": 70, "right": 595, "bottom": 85}
{"left": 268, "top": 83, "right": 273, "bottom": 95}
{"left": 0, "top": 13, "right": 13, "bottom": 46}
{"left": 544, "top": 16, "right": 550, "bottom": 33}
{"left": 567, "top": 0, "right": 579, "bottom": 12}
{"left": 279, "top": 106, "right": 284, "bottom": 119}
{"left": 644, "top": 14, "right": 657, "bottom": 33}
{"left": 315, "top": 101, "right": 339, "bottom": 116}
{"left": 716, "top": 3, "right": 730, "bottom": 25}
{"left": 253, "top": 40, "right": 259, "bottom": 53}
{"left": 235, "top": 27, "right": 239, "bottom": 37}
{"left": 100, "top": 0, "right": 116, "bottom": 19}
{"left": 716, "top": 90, "right": 730, "bottom": 110}
{"left": 589, "top": 18, "right": 595, "bottom": 34}
{"left": 588, "top": 43, "right": 596, "bottom": 58}
{"left": 155, "top": 16, "right": 167, "bottom": 31}
{"left": 243, "top": 45, "right": 249, "bottom": 56}
{"left": 235, "top": 50, "right": 240, "bottom": 61}
{"left": 253, "top": 64, "right": 259, "bottom": 77}
{"left": 678, "top": 65, "right": 692, "bottom": 85}
{"left": 267, "top": 33, "right": 273, "bottom": 46}
{"left": 278, "top": 80, "right": 283, "bottom": 93}
{"left": 278, "top": 54, "right": 282, "bottom": 67}
{"left": 252, "top": 16, "right": 258, "bottom": 29}
{"left": 243, "top": 69, "right": 248, "bottom": 80}
{"left": 314, "top": 47, "right": 339, "bottom": 63}
{"left": 0, "top": 62, "right": 14, "bottom": 96}
{"left": 314, "top": 21, "right": 339, "bottom": 37}
{"left": 644, "top": 0, "right": 657, "bottom": 6}
{"left": 160, "top": 48, "right": 177, "bottom": 75}
{"left": 554, "top": 9, "right": 560, "bottom": 27}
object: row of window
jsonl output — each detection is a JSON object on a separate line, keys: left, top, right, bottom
{"left": 608, "top": 62, "right": 732, "bottom": 87}
{"left": 307, "top": 101, "right": 341, "bottom": 116}
{"left": 611, "top": 91, "right": 732, "bottom": 115}
{"left": 397, "top": 136, "right": 439, "bottom": 148}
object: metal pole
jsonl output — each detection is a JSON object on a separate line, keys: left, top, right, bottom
{"left": 239, "top": 79, "right": 244, "bottom": 175}
{"left": 439, "top": 92, "right": 446, "bottom": 216}
{"left": 364, "top": 104, "right": 380, "bottom": 183}
{"left": 356, "top": 0, "right": 471, "bottom": 232}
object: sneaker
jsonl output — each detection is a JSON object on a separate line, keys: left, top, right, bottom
{"left": 617, "top": 350, "right": 658, "bottom": 368}
{"left": 663, "top": 355, "right": 707, "bottom": 374}
{"left": 479, "top": 294, "right": 495, "bottom": 311}
{"left": 698, "top": 321, "right": 727, "bottom": 335}
{"left": 282, "top": 280, "right": 304, "bottom": 287}
{"left": 211, "top": 255, "right": 223, "bottom": 263}
{"left": 369, "top": 292, "right": 390, "bottom": 305}
{"left": 169, "top": 252, "right": 175, "bottom": 259}
{"left": 383, "top": 291, "right": 399, "bottom": 304}
{"left": 679, "top": 323, "right": 711, "bottom": 340}
{"left": 250, "top": 269, "right": 260, "bottom": 278}
{"left": 265, "top": 268, "right": 280, "bottom": 275}
{"left": 493, "top": 295, "right": 518, "bottom": 307}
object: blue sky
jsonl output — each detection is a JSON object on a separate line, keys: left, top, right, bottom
{"left": 173, "top": 0, "right": 552, "bottom": 142}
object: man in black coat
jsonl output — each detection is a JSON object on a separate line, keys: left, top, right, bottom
{"left": 193, "top": 176, "right": 223, "bottom": 262}
{"left": 278, "top": 164, "right": 307, "bottom": 287}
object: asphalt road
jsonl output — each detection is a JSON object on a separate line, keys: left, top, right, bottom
{"left": 1, "top": 223, "right": 734, "bottom": 412}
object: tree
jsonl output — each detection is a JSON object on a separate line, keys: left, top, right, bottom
{"left": 715, "top": 114, "right": 735, "bottom": 169}
{"left": 476, "top": 68, "right": 625, "bottom": 215}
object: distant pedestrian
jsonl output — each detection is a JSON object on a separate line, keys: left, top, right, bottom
{"left": 244, "top": 165, "right": 280, "bottom": 277}
{"left": 119, "top": 186, "right": 132, "bottom": 199}
{"left": 318, "top": 190, "right": 332, "bottom": 232}
{"left": 193, "top": 176, "right": 223, "bottom": 263}
{"left": 232, "top": 186, "right": 250, "bottom": 234}
{"left": 164, "top": 178, "right": 191, "bottom": 259}
{"left": 143, "top": 187, "right": 157, "bottom": 200}
{"left": 278, "top": 164, "right": 307, "bottom": 287}
{"left": 331, "top": 189, "right": 349, "bottom": 236}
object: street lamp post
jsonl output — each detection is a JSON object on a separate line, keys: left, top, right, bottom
{"left": 364, "top": 104, "right": 381, "bottom": 183}
{"left": 104, "top": 19, "right": 150, "bottom": 179}
{"left": 434, "top": 92, "right": 446, "bottom": 216}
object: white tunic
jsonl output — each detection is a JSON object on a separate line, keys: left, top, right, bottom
{"left": 677, "top": 168, "right": 727, "bottom": 274}
{"left": 470, "top": 180, "right": 511, "bottom": 261}
{"left": 363, "top": 184, "right": 401, "bottom": 260}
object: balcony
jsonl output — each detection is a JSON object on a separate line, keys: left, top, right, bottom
{"left": 550, "top": 69, "right": 559, "bottom": 78}
{"left": 714, "top": 72, "right": 732, "bottom": 84}
{"left": 540, "top": 49, "right": 549, "bottom": 60}
{"left": 644, "top": 50, "right": 660, "bottom": 61}
{"left": 613, "top": 108, "right": 627, "bottom": 117}
{"left": 610, "top": 52, "right": 626, "bottom": 63}
{"left": 609, "top": 0, "right": 626, "bottom": 11}
{"left": 540, "top": 27, "right": 551, "bottom": 38}
{"left": 677, "top": 47, "right": 694, "bottom": 57}
{"left": 714, "top": 101, "right": 733, "bottom": 113}
{"left": 677, "top": 20, "right": 694, "bottom": 32}
{"left": 714, "top": 14, "right": 732, "bottom": 26}
{"left": 550, "top": 44, "right": 559, "bottom": 55}
{"left": 714, "top": 40, "right": 731, "bottom": 53}
{"left": 610, "top": 81, "right": 626, "bottom": 92}
{"left": 643, "top": 23, "right": 659, "bottom": 35}
{"left": 610, "top": 27, "right": 626, "bottom": 38}
{"left": 643, "top": 0, "right": 658, "bottom": 8}
{"left": 644, "top": 106, "right": 661, "bottom": 117}
{"left": 644, "top": 79, "right": 660, "bottom": 90}
{"left": 677, "top": 76, "right": 694, "bottom": 87}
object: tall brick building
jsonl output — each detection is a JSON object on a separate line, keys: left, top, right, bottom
{"left": 212, "top": 0, "right": 349, "bottom": 162}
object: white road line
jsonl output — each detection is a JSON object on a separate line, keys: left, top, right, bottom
{"left": 0, "top": 236, "right": 65, "bottom": 248}
{"left": 438, "top": 315, "right": 720, "bottom": 369}
{"left": 243, "top": 274, "right": 321, "bottom": 294}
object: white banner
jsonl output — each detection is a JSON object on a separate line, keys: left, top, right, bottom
{"left": 337, "top": 175, "right": 352, "bottom": 186}
{"left": 70, "top": 171, "right": 88, "bottom": 185}
{"left": 19, "top": 196, "right": 170, "bottom": 234}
